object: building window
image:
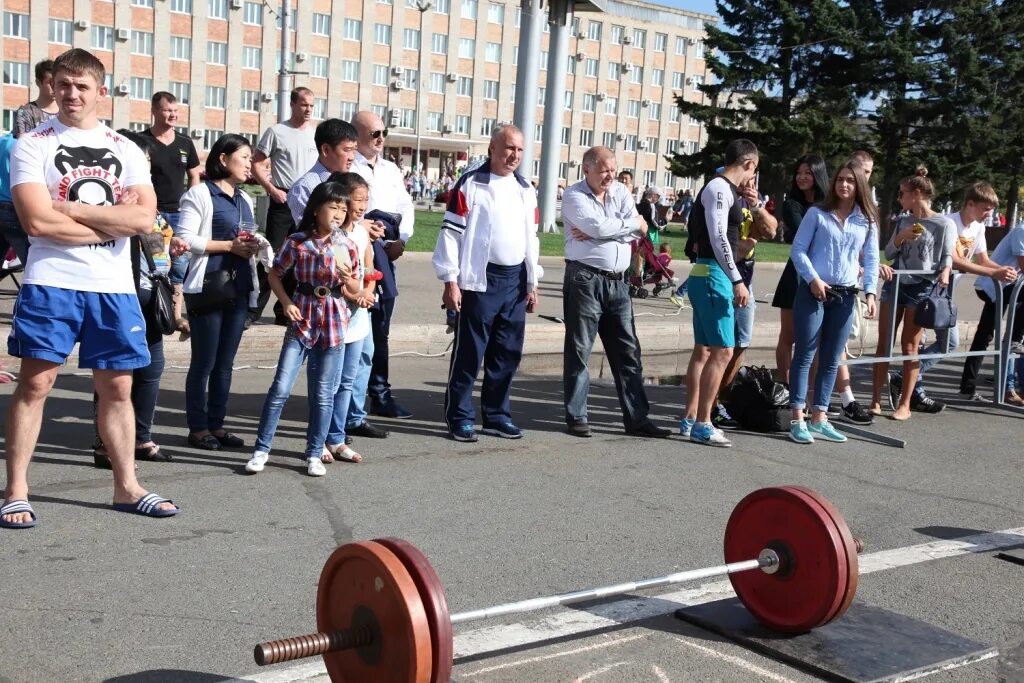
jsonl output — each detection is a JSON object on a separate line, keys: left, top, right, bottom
{"left": 485, "top": 42, "right": 501, "bottom": 62}
{"left": 205, "top": 85, "right": 225, "bottom": 108}
{"left": 607, "top": 62, "right": 620, "bottom": 79}
{"left": 654, "top": 32, "right": 667, "bottom": 52}
{"left": 131, "top": 31, "right": 154, "bottom": 56}
{"left": 404, "top": 69, "right": 419, "bottom": 90}
{"left": 436, "top": 0, "right": 450, "bottom": 13}
{"left": 373, "top": 64, "right": 389, "bottom": 86}
{"left": 664, "top": 171, "right": 674, "bottom": 188}
{"left": 128, "top": 122, "right": 149, "bottom": 133}
{"left": 610, "top": 25, "right": 624, "bottom": 45}
{"left": 539, "top": 50, "right": 549, "bottom": 71}
{"left": 48, "top": 18, "right": 72, "bottom": 45}
{"left": 207, "top": 41, "right": 228, "bottom": 65}
{"left": 455, "top": 114, "right": 470, "bottom": 134}
{"left": 429, "top": 72, "right": 445, "bottom": 93}
{"left": 203, "top": 129, "right": 223, "bottom": 150}
{"left": 561, "top": 127, "right": 570, "bottom": 145}
{"left": 340, "top": 101, "right": 357, "bottom": 121}
{"left": 633, "top": 29, "right": 646, "bottom": 49}
{"left": 171, "top": 0, "right": 193, "bottom": 12}
{"left": 242, "top": 45, "right": 262, "bottom": 69}
{"left": 240, "top": 90, "right": 260, "bottom": 112}
{"left": 567, "top": 55, "right": 577, "bottom": 75}
{"left": 487, "top": 2, "right": 504, "bottom": 23}
{"left": 432, "top": 33, "right": 448, "bottom": 54}
{"left": 396, "top": 109, "right": 416, "bottom": 128}
{"left": 4, "top": 12, "right": 29, "bottom": 39}
{"left": 645, "top": 138, "right": 658, "bottom": 154}
{"left": 208, "top": 0, "right": 228, "bottom": 20}
{"left": 532, "top": 159, "right": 540, "bottom": 177}
{"left": 694, "top": 40, "right": 706, "bottom": 58}
{"left": 243, "top": 2, "right": 263, "bottom": 24}
{"left": 564, "top": 90, "right": 573, "bottom": 109}
{"left": 534, "top": 123, "right": 542, "bottom": 139}
{"left": 481, "top": 118, "right": 497, "bottom": 136}
{"left": 313, "top": 98, "right": 327, "bottom": 119}
{"left": 630, "top": 66, "right": 643, "bottom": 84}
{"left": 311, "top": 56, "right": 329, "bottom": 78}
{"left": 537, "top": 88, "right": 545, "bottom": 106}
{"left": 133, "top": 0, "right": 155, "bottom": 6}
{"left": 483, "top": 80, "right": 498, "bottom": 100}
{"left": 91, "top": 25, "right": 114, "bottom": 51}
{"left": 404, "top": 28, "right": 421, "bottom": 50}
{"left": 171, "top": 36, "right": 192, "bottom": 61}
{"left": 669, "top": 107, "right": 680, "bottom": 123}
{"left": 643, "top": 169, "right": 656, "bottom": 185}
{"left": 587, "top": 20, "right": 602, "bottom": 41}
{"left": 582, "top": 93, "right": 595, "bottom": 112}
{"left": 605, "top": 96, "right": 617, "bottom": 114}
{"left": 459, "top": 38, "right": 475, "bottom": 59}
{"left": 624, "top": 134, "right": 637, "bottom": 152}
{"left": 579, "top": 129, "right": 593, "bottom": 146}
{"left": 672, "top": 72, "right": 685, "bottom": 89}
{"left": 652, "top": 68, "right": 664, "bottom": 87}
{"left": 649, "top": 102, "right": 662, "bottom": 119}
{"left": 427, "top": 111, "right": 443, "bottom": 132}
{"left": 584, "top": 58, "right": 598, "bottom": 78}
{"left": 627, "top": 100, "right": 640, "bottom": 118}
{"left": 375, "top": 23, "right": 392, "bottom": 45}
{"left": 676, "top": 36, "right": 686, "bottom": 55}
{"left": 344, "top": 18, "right": 362, "bottom": 40}
{"left": 691, "top": 75, "right": 704, "bottom": 91}
{"left": 601, "top": 131, "right": 616, "bottom": 150}
{"left": 131, "top": 77, "right": 154, "bottom": 101}
{"left": 342, "top": 60, "right": 360, "bottom": 82}
{"left": 456, "top": 76, "right": 473, "bottom": 96}
{"left": 311, "top": 13, "right": 331, "bottom": 35}
{"left": 2, "top": 62, "right": 29, "bottom": 86}
{"left": 461, "top": 0, "right": 478, "bottom": 19}
{"left": 378, "top": 0, "right": 393, "bottom": 4}
{"left": 665, "top": 139, "right": 677, "bottom": 154}
{"left": 170, "top": 81, "right": 190, "bottom": 104}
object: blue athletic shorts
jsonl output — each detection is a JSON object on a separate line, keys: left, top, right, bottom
{"left": 688, "top": 258, "right": 736, "bottom": 348}
{"left": 8, "top": 284, "right": 151, "bottom": 370}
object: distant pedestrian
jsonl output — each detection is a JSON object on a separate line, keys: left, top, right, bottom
{"left": 12, "top": 60, "right": 57, "bottom": 138}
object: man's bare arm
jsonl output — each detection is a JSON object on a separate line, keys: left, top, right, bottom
{"left": 56, "top": 185, "right": 158, "bottom": 237}
{"left": 251, "top": 151, "right": 286, "bottom": 203}
{"left": 187, "top": 166, "right": 202, "bottom": 187}
{"left": 12, "top": 183, "right": 115, "bottom": 245}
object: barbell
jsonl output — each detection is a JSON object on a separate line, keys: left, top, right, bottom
{"left": 253, "top": 485, "right": 862, "bottom": 683}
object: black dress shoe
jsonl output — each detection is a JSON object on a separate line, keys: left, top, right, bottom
{"left": 348, "top": 421, "right": 389, "bottom": 438}
{"left": 212, "top": 431, "right": 244, "bottom": 448}
{"left": 187, "top": 433, "right": 221, "bottom": 450}
{"left": 567, "top": 421, "right": 592, "bottom": 437}
{"left": 371, "top": 401, "right": 414, "bottom": 419}
{"left": 625, "top": 421, "right": 672, "bottom": 438}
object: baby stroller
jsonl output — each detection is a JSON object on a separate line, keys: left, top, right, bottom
{"left": 628, "top": 236, "right": 676, "bottom": 298}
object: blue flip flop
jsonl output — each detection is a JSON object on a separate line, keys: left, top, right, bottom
{"left": 112, "top": 493, "right": 180, "bottom": 518}
{"left": 0, "top": 499, "right": 38, "bottom": 529}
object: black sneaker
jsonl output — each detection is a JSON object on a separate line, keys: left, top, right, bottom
{"left": 841, "top": 400, "right": 874, "bottom": 425}
{"left": 712, "top": 404, "right": 740, "bottom": 430}
{"left": 826, "top": 402, "right": 842, "bottom": 418}
{"left": 910, "top": 390, "right": 945, "bottom": 413}
{"left": 887, "top": 373, "right": 902, "bottom": 411}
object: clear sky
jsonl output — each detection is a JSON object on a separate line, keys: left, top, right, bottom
{"left": 654, "top": 0, "right": 719, "bottom": 19}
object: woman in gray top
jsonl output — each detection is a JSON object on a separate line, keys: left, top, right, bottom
{"left": 870, "top": 167, "right": 955, "bottom": 420}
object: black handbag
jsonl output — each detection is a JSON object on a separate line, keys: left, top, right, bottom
{"left": 185, "top": 268, "right": 237, "bottom": 315}
{"left": 141, "top": 246, "right": 177, "bottom": 335}
{"left": 914, "top": 282, "right": 957, "bottom": 330}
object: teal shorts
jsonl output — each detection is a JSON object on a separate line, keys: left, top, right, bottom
{"left": 687, "top": 258, "right": 736, "bottom": 348}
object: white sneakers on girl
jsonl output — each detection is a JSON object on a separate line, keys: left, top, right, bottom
{"left": 245, "top": 451, "right": 269, "bottom": 473}
{"left": 306, "top": 457, "right": 327, "bottom": 477}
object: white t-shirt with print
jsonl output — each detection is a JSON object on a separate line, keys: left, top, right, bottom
{"left": 343, "top": 222, "right": 372, "bottom": 344}
{"left": 945, "top": 210, "right": 988, "bottom": 288}
{"left": 10, "top": 119, "right": 152, "bottom": 294}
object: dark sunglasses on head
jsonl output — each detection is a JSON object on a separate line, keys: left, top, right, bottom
{"left": 369, "top": 129, "right": 389, "bottom": 140}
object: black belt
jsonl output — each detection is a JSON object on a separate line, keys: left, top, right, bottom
{"left": 296, "top": 282, "right": 342, "bottom": 298}
{"left": 567, "top": 260, "right": 626, "bottom": 281}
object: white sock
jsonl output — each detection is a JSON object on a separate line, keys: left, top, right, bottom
{"left": 840, "top": 388, "right": 856, "bottom": 407}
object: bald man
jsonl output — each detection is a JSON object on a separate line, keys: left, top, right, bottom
{"left": 433, "top": 125, "right": 540, "bottom": 442}
{"left": 561, "top": 147, "right": 670, "bottom": 438}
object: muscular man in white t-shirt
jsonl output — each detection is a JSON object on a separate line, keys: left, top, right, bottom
{"left": 2, "top": 49, "right": 178, "bottom": 528}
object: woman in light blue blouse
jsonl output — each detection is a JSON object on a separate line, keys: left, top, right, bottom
{"left": 788, "top": 161, "right": 879, "bottom": 445}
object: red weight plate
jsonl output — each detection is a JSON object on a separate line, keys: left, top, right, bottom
{"left": 724, "top": 487, "right": 848, "bottom": 632}
{"left": 317, "top": 541, "right": 433, "bottom": 683}
{"left": 375, "top": 537, "right": 454, "bottom": 683}
{"left": 786, "top": 486, "right": 859, "bottom": 622}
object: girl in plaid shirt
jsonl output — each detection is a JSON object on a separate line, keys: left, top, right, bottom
{"left": 246, "top": 181, "right": 363, "bottom": 477}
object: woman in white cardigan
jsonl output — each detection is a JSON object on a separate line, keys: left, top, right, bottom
{"left": 175, "top": 134, "right": 264, "bottom": 451}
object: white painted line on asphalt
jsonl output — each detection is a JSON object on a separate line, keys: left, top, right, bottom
{"left": 670, "top": 637, "right": 799, "bottom": 683}
{"left": 459, "top": 634, "right": 646, "bottom": 677}
{"left": 573, "top": 660, "right": 629, "bottom": 681}
{"left": 231, "top": 525, "right": 1024, "bottom": 682}
{"left": 651, "top": 663, "right": 672, "bottom": 683}
{"left": 889, "top": 651, "right": 1000, "bottom": 682}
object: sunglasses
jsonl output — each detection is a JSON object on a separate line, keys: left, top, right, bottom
{"left": 369, "top": 129, "right": 389, "bottom": 140}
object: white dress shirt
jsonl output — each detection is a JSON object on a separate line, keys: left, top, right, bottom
{"left": 562, "top": 179, "right": 644, "bottom": 273}
{"left": 352, "top": 151, "right": 415, "bottom": 243}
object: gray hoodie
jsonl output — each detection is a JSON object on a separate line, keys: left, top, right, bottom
{"left": 884, "top": 214, "right": 956, "bottom": 285}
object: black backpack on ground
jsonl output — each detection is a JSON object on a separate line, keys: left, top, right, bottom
{"left": 726, "top": 366, "right": 789, "bottom": 433}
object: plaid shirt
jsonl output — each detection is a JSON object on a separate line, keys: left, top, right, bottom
{"left": 272, "top": 231, "right": 353, "bottom": 349}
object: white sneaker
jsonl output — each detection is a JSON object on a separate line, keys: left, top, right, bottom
{"left": 307, "top": 457, "right": 327, "bottom": 477}
{"left": 245, "top": 451, "right": 269, "bottom": 473}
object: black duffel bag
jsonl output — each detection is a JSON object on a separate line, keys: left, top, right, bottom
{"left": 725, "top": 365, "right": 790, "bottom": 433}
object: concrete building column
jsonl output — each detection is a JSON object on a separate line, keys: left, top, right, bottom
{"left": 512, "top": 0, "right": 543, "bottom": 180}
{"left": 538, "top": 0, "right": 570, "bottom": 233}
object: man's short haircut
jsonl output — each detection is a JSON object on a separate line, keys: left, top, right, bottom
{"left": 850, "top": 149, "right": 874, "bottom": 165}
{"left": 724, "top": 139, "right": 758, "bottom": 167}
{"left": 315, "top": 118, "right": 358, "bottom": 151}
{"left": 52, "top": 49, "right": 105, "bottom": 87}
{"left": 151, "top": 91, "right": 177, "bottom": 108}
{"left": 117, "top": 128, "right": 157, "bottom": 159}
{"left": 291, "top": 87, "right": 314, "bottom": 104}
{"left": 964, "top": 181, "right": 998, "bottom": 206}
{"left": 490, "top": 123, "right": 522, "bottom": 146}
{"left": 206, "top": 133, "right": 252, "bottom": 180}
{"left": 583, "top": 146, "right": 614, "bottom": 170}
{"left": 618, "top": 170, "right": 633, "bottom": 180}
{"left": 34, "top": 59, "right": 54, "bottom": 83}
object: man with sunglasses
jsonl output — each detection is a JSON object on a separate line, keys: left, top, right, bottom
{"left": 351, "top": 111, "right": 416, "bottom": 421}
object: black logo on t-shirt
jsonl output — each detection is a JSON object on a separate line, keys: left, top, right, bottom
{"left": 54, "top": 144, "right": 124, "bottom": 207}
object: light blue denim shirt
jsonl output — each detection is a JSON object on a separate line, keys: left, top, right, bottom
{"left": 791, "top": 205, "right": 879, "bottom": 296}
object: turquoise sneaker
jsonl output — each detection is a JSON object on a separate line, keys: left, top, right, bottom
{"left": 679, "top": 416, "right": 696, "bottom": 436}
{"left": 789, "top": 420, "right": 814, "bottom": 444}
{"left": 808, "top": 419, "right": 847, "bottom": 443}
{"left": 690, "top": 422, "right": 733, "bottom": 447}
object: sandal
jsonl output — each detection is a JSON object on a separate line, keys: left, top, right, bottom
{"left": 93, "top": 443, "right": 112, "bottom": 469}
{"left": 0, "top": 499, "right": 37, "bottom": 529}
{"left": 112, "top": 493, "right": 179, "bottom": 518}
{"left": 135, "top": 443, "right": 172, "bottom": 462}
{"left": 320, "top": 446, "right": 335, "bottom": 464}
{"left": 334, "top": 445, "right": 363, "bottom": 464}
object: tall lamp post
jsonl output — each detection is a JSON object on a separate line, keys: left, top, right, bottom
{"left": 276, "top": 0, "right": 293, "bottom": 123}
{"left": 415, "top": 0, "right": 432, "bottom": 173}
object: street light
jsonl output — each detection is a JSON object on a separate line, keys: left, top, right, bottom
{"left": 415, "top": 0, "right": 432, "bottom": 175}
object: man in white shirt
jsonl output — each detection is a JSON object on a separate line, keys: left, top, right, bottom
{"left": 3, "top": 49, "right": 178, "bottom": 528}
{"left": 433, "top": 125, "right": 540, "bottom": 442}
{"left": 351, "top": 111, "right": 415, "bottom": 420}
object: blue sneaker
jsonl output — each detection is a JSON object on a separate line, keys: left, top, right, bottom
{"left": 450, "top": 424, "right": 478, "bottom": 442}
{"left": 482, "top": 422, "right": 523, "bottom": 439}
{"left": 679, "top": 416, "right": 696, "bottom": 437}
{"left": 808, "top": 419, "right": 847, "bottom": 443}
{"left": 689, "top": 422, "right": 732, "bottom": 447}
{"left": 789, "top": 420, "right": 814, "bottom": 444}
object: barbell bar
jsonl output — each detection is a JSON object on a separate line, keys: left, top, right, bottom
{"left": 254, "top": 485, "right": 863, "bottom": 683}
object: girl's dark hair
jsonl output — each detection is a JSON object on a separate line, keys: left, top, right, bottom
{"left": 327, "top": 171, "right": 370, "bottom": 196}
{"left": 789, "top": 154, "right": 829, "bottom": 206}
{"left": 206, "top": 133, "right": 251, "bottom": 180}
{"left": 297, "top": 181, "right": 350, "bottom": 241}
{"left": 821, "top": 160, "right": 879, "bottom": 226}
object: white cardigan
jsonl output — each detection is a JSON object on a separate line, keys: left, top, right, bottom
{"left": 175, "top": 182, "right": 273, "bottom": 307}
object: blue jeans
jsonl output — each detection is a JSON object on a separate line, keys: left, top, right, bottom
{"left": 789, "top": 284, "right": 857, "bottom": 412}
{"left": 185, "top": 296, "right": 248, "bottom": 431}
{"left": 0, "top": 202, "right": 29, "bottom": 265}
{"left": 915, "top": 326, "right": 959, "bottom": 390}
{"left": 254, "top": 330, "right": 343, "bottom": 460}
{"left": 163, "top": 211, "right": 190, "bottom": 285}
{"left": 346, "top": 330, "right": 374, "bottom": 429}
{"left": 328, "top": 337, "right": 367, "bottom": 444}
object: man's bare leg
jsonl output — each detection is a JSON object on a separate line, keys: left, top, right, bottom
{"left": 685, "top": 345, "right": 710, "bottom": 420}
{"left": 2, "top": 359, "right": 60, "bottom": 525}
{"left": 697, "top": 347, "right": 734, "bottom": 423}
